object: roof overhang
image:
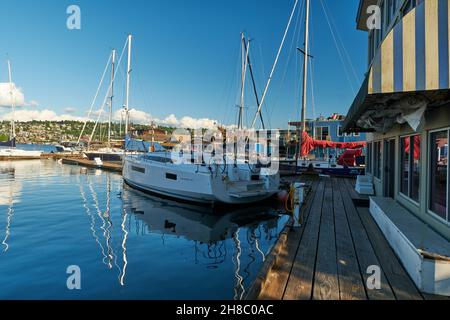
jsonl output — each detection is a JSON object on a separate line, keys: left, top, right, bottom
{"left": 345, "top": 0, "right": 450, "bottom": 133}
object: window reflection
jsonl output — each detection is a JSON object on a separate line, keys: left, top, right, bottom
{"left": 430, "top": 131, "right": 448, "bottom": 220}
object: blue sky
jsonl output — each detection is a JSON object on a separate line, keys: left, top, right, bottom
{"left": 0, "top": 0, "right": 368, "bottom": 129}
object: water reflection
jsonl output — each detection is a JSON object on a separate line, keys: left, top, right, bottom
{"left": 121, "top": 186, "right": 282, "bottom": 299}
{"left": 0, "top": 160, "right": 287, "bottom": 299}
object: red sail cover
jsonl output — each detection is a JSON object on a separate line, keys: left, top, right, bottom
{"left": 300, "top": 131, "right": 366, "bottom": 157}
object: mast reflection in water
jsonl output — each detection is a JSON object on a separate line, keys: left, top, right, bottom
{"left": 0, "top": 160, "right": 289, "bottom": 299}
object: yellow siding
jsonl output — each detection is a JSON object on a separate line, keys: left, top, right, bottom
{"left": 381, "top": 31, "right": 394, "bottom": 93}
{"left": 425, "top": 0, "right": 439, "bottom": 90}
{"left": 368, "top": 68, "right": 373, "bottom": 94}
{"left": 403, "top": 9, "right": 416, "bottom": 92}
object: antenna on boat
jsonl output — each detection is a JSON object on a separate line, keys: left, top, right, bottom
{"left": 7, "top": 60, "right": 16, "bottom": 142}
{"left": 124, "top": 34, "right": 132, "bottom": 136}
{"left": 108, "top": 49, "right": 116, "bottom": 148}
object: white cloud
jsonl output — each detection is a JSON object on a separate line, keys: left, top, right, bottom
{"left": 113, "top": 108, "right": 220, "bottom": 129}
{"left": 26, "top": 100, "right": 40, "bottom": 107}
{"left": 64, "top": 107, "right": 76, "bottom": 114}
{"left": 0, "top": 109, "right": 86, "bottom": 122}
{"left": 0, "top": 83, "right": 26, "bottom": 107}
{"left": 0, "top": 106, "right": 226, "bottom": 129}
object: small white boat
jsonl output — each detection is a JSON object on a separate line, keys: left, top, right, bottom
{"left": 0, "top": 61, "right": 42, "bottom": 160}
{"left": 123, "top": 151, "right": 279, "bottom": 205}
{"left": 0, "top": 148, "right": 42, "bottom": 159}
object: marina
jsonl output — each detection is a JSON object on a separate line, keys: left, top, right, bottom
{"left": 0, "top": 159, "right": 288, "bottom": 299}
{"left": 1, "top": 0, "right": 450, "bottom": 305}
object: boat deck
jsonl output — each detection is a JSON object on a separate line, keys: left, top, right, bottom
{"left": 246, "top": 176, "right": 448, "bottom": 300}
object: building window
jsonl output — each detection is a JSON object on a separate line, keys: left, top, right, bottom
{"left": 315, "top": 126, "right": 330, "bottom": 141}
{"left": 400, "top": 135, "right": 421, "bottom": 202}
{"left": 367, "top": 142, "right": 373, "bottom": 174}
{"left": 429, "top": 130, "right": 449, "bottom": 222}
{"left": 374, "top": 141, "right": 382, "bottom": 179}
{"left": 337, "top": 126, "right": 343, "bottom": 137}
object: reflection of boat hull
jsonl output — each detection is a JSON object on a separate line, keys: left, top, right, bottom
{"left": 122, "top": 185, "right": 280, "bottom": 243}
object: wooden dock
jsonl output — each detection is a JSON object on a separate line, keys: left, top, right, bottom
{"left": 246, "top": 176, "right": 447, "bottom": 300}
{"left": 61, "top": 158, "right": 123, "bottom": 173}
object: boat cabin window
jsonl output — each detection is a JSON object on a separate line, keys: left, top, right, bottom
{"left": 400, "top": 135, "right": 421, "bottom": 203}
{"left": 144, "top": 155, "right": 172, "bottom": 163}
{"left": 429, "top": 130, "right": 449, "bottom": 222}
{"left": 132, "top": 166, "right": 145, "bottom": 174}
{"left": 166, "top": 173, "right": 177, "bottom": 181}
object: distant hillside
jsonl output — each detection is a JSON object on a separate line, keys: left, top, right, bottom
{"left": 0, "top": 120, "right": 177, "bottom": 144}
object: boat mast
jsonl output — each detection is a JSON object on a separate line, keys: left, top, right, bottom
{"left": 124, "top": 34, "right": 132, "bottom": 136}
{"left": 238, "top": 33, "right": 249, "bottom": 130}
{"left": 7, "top": 60, "right": 16, "bottom": 142}
{"left": 108, "top": 49, "right": 116, "bottom": 148}
{"left": 243, "top": 38, "right": 265, "bottom": 129}
{"left": 296, "top": 0, "right": 310, "bottom": 162}
{"left": 300, "top": 0, "right": 310, "bottom": 135}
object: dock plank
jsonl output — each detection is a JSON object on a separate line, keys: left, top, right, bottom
{"left": 313, "top": 179, "right": 339, "bottom": 300}
{"left": 331, "top": 178, "right": 367, "bottom": 300}
{"left": 283, "top": 180, "right": 325, "bottom": 300}
{"left": 337, "top": 179, "right": 395, "bottom": 300}
{"left": 259, "top": 179, "right": 319, "bottom": 300}
{"left": 357, "top": 207, "right": 423, "bottom": 300}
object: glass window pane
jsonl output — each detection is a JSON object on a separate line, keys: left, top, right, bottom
{"left": 430, "top": 131, "right": 448, "bottom": 220}
{"left": 411, "top": 135, "right": 421, "bottom": 202}
{"left": 400, "top": 137, "right": 410, "bottom": 196}
{"left": 374, "top": 141, "right": 382, "bottom": 179}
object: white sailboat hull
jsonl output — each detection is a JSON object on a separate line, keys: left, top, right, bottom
{"left": 0, "top": 148, "right": 42, "bottom": 159}
{"left": 123, "top": 153, "right": 280, "bottom": 205}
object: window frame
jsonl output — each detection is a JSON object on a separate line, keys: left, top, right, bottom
{"left": 427, "top": 127, "right": 450, "bottom": 225}
{"left": 399, "top": 134, "right": 421, "bottom": 205}
{"left": 373, "top": 140, "right": 382, "bottom": 180}
{"left": 367, "top": 142, "right": 373, "bottom": 174}
{"left": 337, "top": 125, "right": 343, "bottom": 138}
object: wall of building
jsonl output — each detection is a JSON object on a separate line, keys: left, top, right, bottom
{"left": 365, "top": 105, "right": 450, "bottom": 240}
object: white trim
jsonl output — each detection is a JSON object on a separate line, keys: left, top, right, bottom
{"left": 399, "top": 133, "right": 421, "bottom": 204}
{"left": 336, "top": 125, "right": 343, "bottom": 137}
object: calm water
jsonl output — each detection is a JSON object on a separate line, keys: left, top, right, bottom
{"left": 0, "top": 160, "right": 288, "bottom": 300}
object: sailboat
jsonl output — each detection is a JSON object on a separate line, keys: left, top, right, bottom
{"left": 123, "top": 34, "right": 280, "bottom": 205}
{"left": 0, "top": 60, "right": 42, "bottom": 160}
{"left": 282, "top": 0, "right": 366, "bottom": 176}
{"left": 80, "top": 35, "right": 136, "bottom": 163}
